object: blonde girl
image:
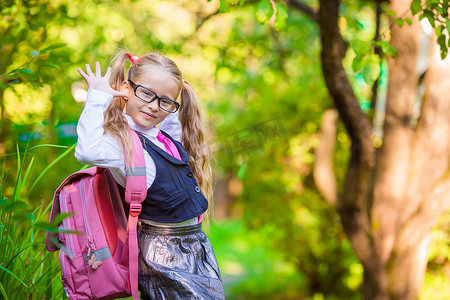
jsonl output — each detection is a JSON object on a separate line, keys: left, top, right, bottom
{"left": 75, "top": 50, "right": 224, "bottom": 299}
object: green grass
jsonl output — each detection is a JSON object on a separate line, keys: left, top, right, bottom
{"left": 0, "top": 142, "right": 75, "bottom": 299}
{"left": 208, "top": 219, "right": 307, "bottom": 299}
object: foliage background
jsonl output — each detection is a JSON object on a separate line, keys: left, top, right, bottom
{"left": 1, "top": 0, "right": 449, "bottom": 299}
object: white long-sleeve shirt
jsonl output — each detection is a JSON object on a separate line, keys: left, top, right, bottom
{"left": 75, "top": 89, "right": 198, "bottom": 226}
{"left": 75, "top": 88, "right": 182, "bottom": 189}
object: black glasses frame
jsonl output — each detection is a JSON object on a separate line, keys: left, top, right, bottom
{"left": 128, "top": 80, "right": 180, "bottom": 113}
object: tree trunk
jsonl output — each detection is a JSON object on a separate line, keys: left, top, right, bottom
{"left": 366, "top": 0, "right": 450, "bottom": 298}
{"left": 213, "top": 173, "right": 240, "bottom": 220}
{"left": 310, "top": 0, "right": 450, "bottom": 299}
{"left": 314, "top": 109, "right": 338, "bottom": 205}
{"left": 318, "top": 0, "right": 376, "bottom": 269}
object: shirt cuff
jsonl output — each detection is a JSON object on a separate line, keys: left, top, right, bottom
{"left": 86, "top": 88, "right": 114, "bottom": 109}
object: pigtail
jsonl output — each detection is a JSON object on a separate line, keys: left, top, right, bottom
{"left": 104, "top": 49, "right": 134, "bottom": 166}
{"left": 179, "top": 81, "right": 214, "bottom": 227}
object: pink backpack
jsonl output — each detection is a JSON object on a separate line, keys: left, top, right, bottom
{"left": 46, "top": 130, "right": 146, "bottom": 300}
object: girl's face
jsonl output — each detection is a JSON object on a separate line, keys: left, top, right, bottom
{"left": 121, "top": 67, "right": 179, "bottom": 128}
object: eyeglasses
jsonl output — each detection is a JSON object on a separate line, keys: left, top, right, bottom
{"left": 128, "top": 80, "right": 180, "bottom": 113}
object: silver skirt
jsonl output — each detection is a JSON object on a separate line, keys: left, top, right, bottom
{"left": 138, "top": 223, "right": 225, "bottom": 300}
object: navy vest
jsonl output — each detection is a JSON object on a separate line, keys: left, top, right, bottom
{"left": 137, "top": 131, "right": 208, "bottom": 223}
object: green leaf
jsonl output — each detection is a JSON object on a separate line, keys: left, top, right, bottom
{"left": 34, "top": 221, "right": 81, "bottom": 234}
{"left": 437, "top": 34, "right": 448, "bottom": 59}
{"left": 238, "top": 163, "right": 247, "bottom": 179}
{"left": 47, "top": 237, "right": 75, "bottom": 259}
{"left": 0, "top": 197, "right": 8, "bottom": 207}
{"left": 28, "top": 143, "right": 77, "bottom": 194}
{"left": 0, "top": 283, "right": 8, "bottom": 300}
{"left": 352, "top": 39, "right": 371, "bottom": 54}
{"left": 34, "top": 60, "right": 60, "bottom": 69}
{"left": 51, "top": 212, "right": 74, "bottom": 226}
{"left": 3, "top": 201, "right": 30, "bottom": 212}
{"left": 29, "top": 79, "right": 44, "bottom": 87}
{"left": 57, "top": 228, "right": 82, "bottom": 234}
{"left": 28, "top": 144, "right": 72, "bottom": 151}
{"left": 219, "top": 0, "right": 230, "bottom": 13}
{"left": 362, "top": 54, "right": 380, "bottom": 85}
{"left": 429, "top": 2, "right": 439, "bottom": 10}
{"left": 59, "top": 242, "right": 75, "bottom": 259}
{"left": 438, "top": 34, "right": 447, "bottom": 48}
{"left": 351, "top": 54, "right": 365, "bottom": 72}
{"left": 9, "top": 68, "right": 39, "bottom": 84}
{"left": 404, "top": 17, "right": 412, "bottom": 25}
{"left": 385, "top": 10, "right": 396, "bottom": 17}
{"left": 256, "top": 0, "right": 273, "bottom": 24}
{"left": 360, "top": 101, "right": 371, "bottom": 112}
{"left": 40, "top": 43, "right": 66, "bottom": 53}
{"left": 435, "top": 24, "right": 444, "bottom": 36}
{"left": 274, "top": 1, "right": 288, "bottom": 31}
{"left": 410, "top": 0, "right": 422, "bottom": 15}
{"left": 34, "top": 221, "right": 57, "bottom": 231}
{"left": 0, "top": 266, "right": 28, "bottom": 288}
{"left": 394, "top": 18, "right": 404, "bottom": 27}
{"left": 376, "top": 41, "right": 398, "bottom": 57}
{"left": 447, "top": 19, "right": 450, "bottom": 47}
{"left": 423, "top": 9, "right": 436, "bottom": 27}
{"left": 444, "top": 2, "right": 449, "bottom": 18}
{"left": 12, "top": 211, "right": 33, "bottom": 223}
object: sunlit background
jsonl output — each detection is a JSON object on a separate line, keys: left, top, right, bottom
{"left": 1, "top": 0, "right": 449, "bottom": 299}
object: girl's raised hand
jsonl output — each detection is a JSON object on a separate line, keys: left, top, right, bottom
{"left": 77, "top": 62, "right": 128, "bottom": 98}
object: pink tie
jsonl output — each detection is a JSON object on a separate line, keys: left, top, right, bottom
{"left": 157, "top": 131, "right": 182, "bottom": 161}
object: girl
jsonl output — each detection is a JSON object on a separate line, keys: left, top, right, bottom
{"left": 75, "top": 50, "right": 225, "bottom": 299}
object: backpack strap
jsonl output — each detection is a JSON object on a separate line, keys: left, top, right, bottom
{"left": 124, "top": 129, "right": 146, "bottom": 300}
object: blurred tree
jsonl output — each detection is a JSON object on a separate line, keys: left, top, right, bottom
{"left": 201, "top": 2, "right": 362, "bottom": 297}
{"left": 2, "top": 0, "right": 448, "bottom": 298}
{"left": 1, "top": 0, "right": 156, "bottom": 202}
{"left": 270, "top": 0, "right": 450, "bottom": 299}
{"left": 0, "top": 0, "right": 66, "bottom": 154}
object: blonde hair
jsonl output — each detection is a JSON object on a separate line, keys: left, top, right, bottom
{"left": 104, "top": 49, "right": 214, "bottom": 226}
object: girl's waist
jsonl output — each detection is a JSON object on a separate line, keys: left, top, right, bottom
{"left": 139, "top": 216, "right": 198, "bottom": 228}
{"left": 139, "top": 221, "right": 202, "bottom": 236}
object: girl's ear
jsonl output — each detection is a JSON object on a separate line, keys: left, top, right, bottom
{"left": 121, "top": 80, "right": 130, "bottom": 96}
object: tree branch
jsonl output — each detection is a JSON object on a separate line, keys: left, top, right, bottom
{"left": 196, "top": 9, "right": 220, "bottom": 31}
{"left": 285, "top": 0, "right": 318, "bottom": 22}
{"left": 314, "top": 109, "right": 338, "bottom": 205}
{"left": 369, "top": 1, "right": 382, "bottom": 122}
{"left": 318, "top": 0, "right": 375, "bottom": 266}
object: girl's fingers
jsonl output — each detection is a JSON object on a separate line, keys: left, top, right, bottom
{"left": 104, "top": 67, "right": 112, "bottom": 79}
{"left": 85, "top": 64, "right": 93, "bottom": 76}
{"left": 77, "top": 68, "right": 89, "bottom": 81}
{"left": 95, "top": 62, "right": 101, "bottom": 76}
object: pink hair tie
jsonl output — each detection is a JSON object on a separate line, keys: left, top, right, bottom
{"left": 128, "top": 55, "right": 140, "bottom": 65}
